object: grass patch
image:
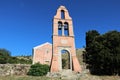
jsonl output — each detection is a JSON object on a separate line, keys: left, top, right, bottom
{"left": 0, "top": 76, "right": 61, "bottom": 80}
{"left": 0, "top": 75, "right": 120, "bottom": 80}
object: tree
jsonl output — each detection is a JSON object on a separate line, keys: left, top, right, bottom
{"left": 83, "top": 30, "right": 100, "bottom": 65}
{"left": 84, "top": 30, "right": 120, "bottom": 75}
{"left": 0, "top": 48, "right": 32, "bottom": 64}
{"left": 0, "top": 48, "right": 11, "bottom": 64}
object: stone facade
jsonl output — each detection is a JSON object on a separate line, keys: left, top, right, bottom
{"left": 33, "top": 42, "right": 52, "bottom": 65}
{"left": 0, "top": 64, "right": 30, "bottom": 76}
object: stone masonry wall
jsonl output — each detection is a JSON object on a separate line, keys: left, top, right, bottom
{"left": 0, "top": 64, "right": 31, "bottom": 76}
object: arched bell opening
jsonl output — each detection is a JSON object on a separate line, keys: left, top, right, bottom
{"left": 61, "top": 10, "right": 65, "bottom": 19}
{"left": 58, "top": 21, "right": 62, "bottom": 36}
{"left": 64, "top": 22, "right": 69, "bottom": 36}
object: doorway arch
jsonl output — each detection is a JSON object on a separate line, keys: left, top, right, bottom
{"left": 61, "top": 49, "right": 71, "bottom": 69}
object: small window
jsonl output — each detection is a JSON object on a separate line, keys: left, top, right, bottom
{"left": 45, "top": 61, "right": 49, "bottom": 64}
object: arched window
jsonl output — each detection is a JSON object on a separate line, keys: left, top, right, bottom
{"left": 64, "top": 22, "right": 69, "bottom": 36}
{"left": 61, "top": 10, "right": 65, "bottom": 19}
{"left": 58, "top": 21, "right": 62, "bottom": 36}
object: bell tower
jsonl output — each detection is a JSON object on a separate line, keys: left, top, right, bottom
{"left": 50, "top": 6, "right": 81, "bottom": 73}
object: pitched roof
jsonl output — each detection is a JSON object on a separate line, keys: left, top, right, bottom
{"left": 33, "top": 42, "right": 52, "bottom": 49}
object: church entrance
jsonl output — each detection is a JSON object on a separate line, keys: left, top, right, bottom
{"left": 61, "top": 50, "right": 70, "bottom": 69}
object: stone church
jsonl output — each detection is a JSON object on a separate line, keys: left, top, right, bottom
{"left": 33, "top": 6, "right": 81, "bottom": 73}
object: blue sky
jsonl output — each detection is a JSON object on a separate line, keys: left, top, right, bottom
{"left": 0, "top": 0, "right": 120, "bottom": 56}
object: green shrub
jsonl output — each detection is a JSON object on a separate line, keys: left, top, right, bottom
{"left": 0, "top": 48, "right": 11, "bottom": 64}
{"left": 27, "top": 63, "right": 49, "bottom": 76}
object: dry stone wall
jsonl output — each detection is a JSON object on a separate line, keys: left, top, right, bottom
{"left": 0, "top": 64, "right": 31, "bottom": 76}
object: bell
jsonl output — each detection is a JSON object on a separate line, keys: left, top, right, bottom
{"left": 58, "top": 25, "right": 62, "bottom": 30}
{"left": 64, "top": 26, "right": 68, "bottom": 30}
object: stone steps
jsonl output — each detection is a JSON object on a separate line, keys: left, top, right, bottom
{"left": 60, "top": 70, "right": 80, "bottom": 80}
{"left": 47, "top": 69, "right": 81, "bottom": 80}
